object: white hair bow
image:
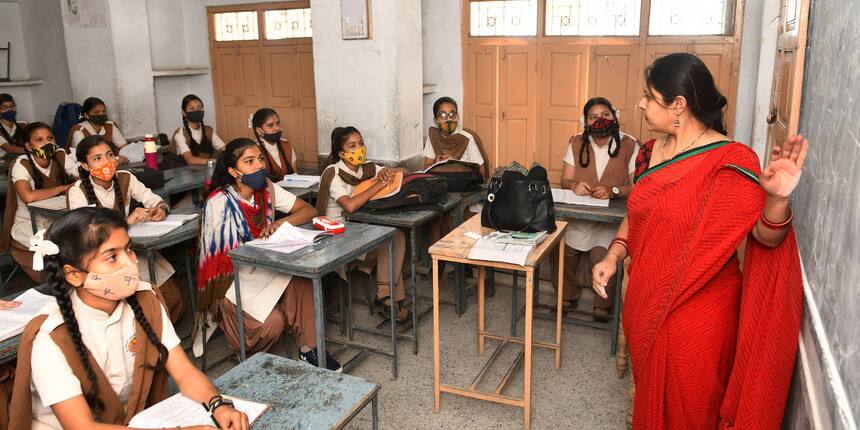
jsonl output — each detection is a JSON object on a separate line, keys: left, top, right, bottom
{"left": 247, "top": 113, "right": 254, "bottom": 129}
{"left": 28, "top": 230, "right": 59, "bottom": 271}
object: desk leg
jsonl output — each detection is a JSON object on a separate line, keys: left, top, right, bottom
{"left": 555, "top": 237, "right": 565, "bottom": 369}
{"left": 372, "top": 394, "right": 379, "bottom": 430}
{"left": 347, "top": 270, "right": 354, "bottom": 341}
{"left": 183, "top": 249, "right": 196, "bottom": 317}
{"left": 234, "top": 267, "right": 247, "bottom": 362}
{"left": 477, "top": 267, "right": 485, "bottom": 355}
{"left": 524, "top": 269, "right": 535, "bottom": 430}
{"left": 388, "top": 240, "right": 398, "bottom": 380}
{"left": 610, "top": 260, "right": 624, "bottom": 356}
{"left": 312, "top": 276, "right": 327, "bottom": 370}
{"left": 433, "top": 257, "right": 441, "bottom": 411}
{"left": 455, "top": 263, "right": 465, "bottom": 316}
{"left": 28, "top": 207, "right": 38, "bottom": 235}
{"left": 511, "top": 271, "right": 518, "bottom": 337}
{"left": 409, "top": 228, "right": 418, "bottom": 355}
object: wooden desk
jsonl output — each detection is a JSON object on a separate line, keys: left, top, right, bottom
{"left": 281, "top": 183, "right": 319, "bottom": 201}
{"left": 429, "top": 216, "right": 567, "bottom": 430}
{"left": 213, "top": 353, "right": 380, "bottom": 429}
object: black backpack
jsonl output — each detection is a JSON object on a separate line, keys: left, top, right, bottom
{"left": 362, "top": 173, "right": 448, "bottom": 213}
{"left": 425, "top": 159, "right": 484, "bottom": 192}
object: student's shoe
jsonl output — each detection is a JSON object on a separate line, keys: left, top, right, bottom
{"left": 299, "top": 349, "right": 343, "bottom": 373}
{"left": 374, "top": 296, "right": 412, "bottom": 323}
{"left": 593, "top": 307, "right": 610, "bottom": 322}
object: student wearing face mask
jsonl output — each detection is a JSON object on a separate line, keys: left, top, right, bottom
{"left": 0, "top": 93, "right": 28, "bottom": 156}
{"left": 68, "top": 97, "right": 129, "bottom": 165}
{"left": 197, "top": 138, "right": 342, "bottom": 372}
{"left": 170, "top": 94, "right": 227, "bottom": 165}
{"left": 7, "top": 208, "right": 249, "bottom": 430}
{"left": 551, "top": 97, "right": 639, "bottom": 320}
{"left": 66, "top": 135, "right": 184, "bottom": 323}
{"left": 423, "top": 97, "right": 490, "bottom": 178}
{"left": 1, "top": 123, "right": 78, "bottom": 283}
{"left": 251, "top": 108, "right": 298, "bottom": 180}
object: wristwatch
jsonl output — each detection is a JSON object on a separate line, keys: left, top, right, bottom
{"left": 611, "top": 186, "right": 621, "bottom": 197}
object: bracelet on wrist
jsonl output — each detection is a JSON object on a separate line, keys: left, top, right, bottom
{"left": 760, "top": 207, "right": 793, "bottom": 230}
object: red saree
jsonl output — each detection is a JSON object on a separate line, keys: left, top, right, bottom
{"left": 625, "top": 141, "right": 802, "bottom": 429}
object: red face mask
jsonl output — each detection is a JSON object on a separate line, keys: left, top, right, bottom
{"left": 588, "top": 117, "right": 619, "bottom": 138}
{"left": 90, "top": 160, "right": 117, "bottom": 181}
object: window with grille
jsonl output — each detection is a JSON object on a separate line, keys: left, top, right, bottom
{"left": 214, "top": 11, "right": 259, "bottom": 41}
{"left": 545, "top": 0, "right": 639, "bottom": 36}
{"left": 265, "top": 8, "right": 313, "bottom": 39}
{"left": 469, "top": 0, "right": 538, "bottom": 37}
{"left": 648, "top": 0, "right": 734, "bottom": 35}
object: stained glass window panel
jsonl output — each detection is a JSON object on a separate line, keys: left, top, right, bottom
{"left": 214, "top": 11, "right": 259, "bottom": 41}
{"left": 265, "top": 9, "right": 313, "bottom": 39}
{"left": 470, "top": 1, "right": 538, "bottom": 37}
{"left": 545, "top": 0, "right": 640, "bottom": 36}
{"left": 649, "top": 0, "right": 733, "bottom": 35}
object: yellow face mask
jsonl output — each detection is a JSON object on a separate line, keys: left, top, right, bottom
{"left": 340, "top": 146, "right": 367, "bottom": 164}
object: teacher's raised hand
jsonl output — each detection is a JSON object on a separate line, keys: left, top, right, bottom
{"left": 761, "top": 135, "right": 809, "bottom": 198}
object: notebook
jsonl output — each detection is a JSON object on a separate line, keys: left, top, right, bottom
{"left": 0, "top": 289, "right": 55, "bottom": 342}
{"left": 128, "top": 393, "right": 268, "bottom": 428}
{"left": 127, "top": 213, "right": 198, "bottom": 238}
{"left": 551, "top": 188, "right": 611, "bottom": 207}
{"left": 246, "top": 222, "right": 332, "bottom": 254}
{"left": 276, "top": 174, "right": 321, "bottom": 189}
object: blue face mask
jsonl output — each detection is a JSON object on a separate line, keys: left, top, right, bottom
{"left": 0, "top": 110, "right": 16, "bottom": 122}
{"left": 240, "top": 168, "right": 268, "bottom": 190}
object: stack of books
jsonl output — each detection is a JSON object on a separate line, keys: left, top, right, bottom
{"left": 496, "top": 231, "right": 548, "bottom": 247}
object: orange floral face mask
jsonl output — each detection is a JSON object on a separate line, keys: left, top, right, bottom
{"left": 90, "top": 160, "right": 117, "bottom": 181}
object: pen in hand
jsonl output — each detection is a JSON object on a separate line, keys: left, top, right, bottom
{"left": 202, "top": 402, "right": 222, "bottom": 429}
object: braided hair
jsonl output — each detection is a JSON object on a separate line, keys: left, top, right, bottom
{"left": 76, "top": 135, "right": 126, "bottom": 219}
{"left": 207, "top": 138, "right": 260, "bottom": 196}
{"left": 251, "top": 108, "right": 293, "bottom": 175}
{"left": 180, "top": 94, "right": 214, "bottom": 156}
{"left": 42, "top": 208, "right": 167, "bottom": 418}
{"left": 23, "top": 122, "right": 70, "bottom": 190}
{"left": 579, "top": 97, "right": 621, "bottom": 168}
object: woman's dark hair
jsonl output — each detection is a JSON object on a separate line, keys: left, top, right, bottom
{"left": 580, "top": 97, "right": 621, "bottom": 168}
{"left": 328, "top": 126, "right": 361, "bottom": 166}
{"left": 645, "top": 53, "right": 728, "bottom": 135}
{"left": 251, "top": 107, "right": 293, "bottom": 175}
{"left": 432, "top": 97, "right": 458, "bottom": 118}
{"left": 23, "top": 122, "right": 69, "bottom": 189}
{"left": 0, "top": 93, "right": 13, "bottom": 105}
{"left": 208, "top": 138, "right": 259, "bottom": 195}
{"left": 180, "top": 94, "right": 214, "bottom": 156}
{"left": 79, "top": 97, "right": 106, "bottom": 123}
{"left": 42, "top": 207, "right": 168, "bottom": 418}
{"left": 76, "top": 135, "right": 126, "bottom": 219}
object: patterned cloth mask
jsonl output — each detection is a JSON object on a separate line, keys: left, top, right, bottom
{"left": 90, "top": 160, "right": 117, "bottom": 181}
{"left": 340, "top": 146, "right": 367, "bottom": 164}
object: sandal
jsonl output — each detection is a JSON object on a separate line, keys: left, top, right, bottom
{"left": 551, "top": 299, "right": 578, "bottom": 314}
{"left": 374, "top": 296, "right": 411, "bottom": 322}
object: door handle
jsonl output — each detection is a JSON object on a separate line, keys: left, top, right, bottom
{"left": 766, "top": 107, "right": 777, "bottom": 124}
{"left": 501, "top": 111, "right": 506, "bottom": 119}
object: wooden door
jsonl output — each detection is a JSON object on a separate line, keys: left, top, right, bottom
{"left": 210, "top": 45, "right": 263, "bottom": 141}
{"left": 589, "top": 45, "right": 641, "bottom": 142}
{"left": 690, "top": 43, "right": 734, "bottom": 132}
{"left": 539, "top": 44, "right": 588, "bottom": 184}
{"left": 766, "top": 0, "right": 811, "bottom": 154}
{"left": 464, "top": 45, "right": 498, "bottom": 167}
{"left": 498, "top": 44, "right": 538, "bottom": 168}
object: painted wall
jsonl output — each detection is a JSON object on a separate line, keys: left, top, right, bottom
{"left": 421, "top": 0, "right": 464, "bottom": 143}
{"left": 749, "top": 0, "right": 781, "bottom": 164}
{"left": 0, "top": 2, "right": 35, "bottom": 121}
{"left": 731, "top": 0, "right": 763, "bottom": 145}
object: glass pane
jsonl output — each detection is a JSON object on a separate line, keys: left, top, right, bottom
{"left": 265, "top": 8, "right": 313, "bottom": 39}
{"left": 469, "top": 1, "right": 538, "bottom": 37}
{"left": 545, "top": 0, "right": 640, "bottom": 36}
{"left": 649, "top": 0, "right": 732, "bottom": 35}
{"left": 214, "top": 11, "right": 259, "bottom": 41}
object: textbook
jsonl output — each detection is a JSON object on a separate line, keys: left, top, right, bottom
{"left": 496, "top": 231, "right": 547, "bottom": 247}
{"left": 127, "top": 213, "right": 198, "bottom": 238}
{"left": 246, "top": 222, "right": 332, "bottom": 253}
{"left": 467, "top": 231, "right": 535, "bottom": 266}
{"left": 0, "top": 289, "right": 55, "bottom": 342}
{"left": 128, "top": 393, "right": 268, "bottom": 428}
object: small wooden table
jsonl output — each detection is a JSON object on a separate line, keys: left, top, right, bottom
{"left": 214, "top": 353, "right": 380, "bottom": 429}
{"left": 429, "top": 216, "right": 567, "bottom": 430}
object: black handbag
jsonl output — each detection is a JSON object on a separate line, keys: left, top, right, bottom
{"left": 481, "top": 163, "right": 556, "bottom": 233}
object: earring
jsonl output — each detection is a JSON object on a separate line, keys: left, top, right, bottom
{"left": 673, "top": 116, "right": 681, "bottom": 127}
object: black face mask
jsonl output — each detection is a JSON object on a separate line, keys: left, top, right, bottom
{"left": 89, "top": 115, "right": 109, "bottom": 126}
{"left": 186, "top": 110, "right": 205, "bottom": 123}
{"left": 262, "top": 131, "right": 282, "bottom": 143}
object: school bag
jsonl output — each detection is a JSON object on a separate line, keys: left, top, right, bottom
{"left": 362, "top": 173, "right": 448, "bottom": 213}
{"left": 425, "top": 159, "right": 484, "bottom": 192}
{"left": 52, "top": 102, "right": 82, "bottom": 149}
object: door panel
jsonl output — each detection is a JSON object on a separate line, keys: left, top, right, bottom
{"left": 690, "top": 43, "right": 734, "bottom": 133}
{"left": 464, "top": 44, "right": 497, "bottom": 167}
{"left": 498, "top": 44, "right": 537, "bottom": 168}
{"left": 540, "top": 45, "right": 588, "bottom": 184}
{"left": 590, "top": 45, "right": 641, "bottom": 142}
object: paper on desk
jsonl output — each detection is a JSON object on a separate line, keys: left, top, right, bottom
{"left": 467, "top": 231, "right": 534, "bottom": 266}
{"left": 246, "top": 222, "right": 331, "bottom": 253}
{"left": 128, "top": 393, "right": 268, "bottom": 428}
{"left": 551, "top": 188, "right": 610, "bottom": 207}
{"left": 277, "top": 174, "right": 320, "bottom": 189}
{"left": 0, "top": 289, "right": 55, "bottom": 342}
{"left": 119, "top": 141, "right": 145, "bottom": 163}
{"left": 28, "top": 196, "right": 67, "bottom": 211}
{"left": 127, "top": 213, "right": 198, "bottom": 238}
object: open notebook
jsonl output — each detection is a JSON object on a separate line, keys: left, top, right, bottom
{"left": 276, "top": 174, "right": 320, "bottom": 189}
{"left": 127, "top": 213, "right": 198, "bottom": 238}
{"left": 551, "top": 188, "right": 610, "bottom": 207}
{"left": 246, "top": 222, "right": 332, "bottom": 254}
{"left": 0, "top": 289, "right": 55, "bottom": 342}
{"left": 128, "top": 393, "right": 268, "bottom": 428}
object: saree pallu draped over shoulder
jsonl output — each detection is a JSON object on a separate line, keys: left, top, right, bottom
{"left": 625, "top": 141, "right": 802, "bottom": 429}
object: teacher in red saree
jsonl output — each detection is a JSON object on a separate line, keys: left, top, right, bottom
{"left": 592, "top": 53, "right": 807, "bottom": 429}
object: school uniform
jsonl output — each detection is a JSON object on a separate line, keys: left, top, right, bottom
{"left": 261, "top": 138, "right": 298, "bottom": 179}
{"left": 554, "top": 132, "right": 639, "bottom": 310}
{"left": 316, "top": 160, "right": 406, "bottom": 302}
{"left": 9, "top": 284, "right": 177, "bottom": 429}
{"left": 170, "top": 126, "right": 226, "bottom": 158}
{"left": 67, "top": 171, "right": 183, "bottom": 322}
{"left": 68, "top": 121, "right": 127, "bottom": 149}
{"left": 0, "top": 152, "right": 78, "bottom": 282}
{"left": 0, "top": 120, "right": 27, "bottom": 156}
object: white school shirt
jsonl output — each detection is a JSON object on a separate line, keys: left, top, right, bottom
{"left": 29, "top": 283, "right": 180, "bottom": 430}
{"left": 69, "top": 121, "right": 127, "bottom": 149}
{"left": 261, "top": 138, "right": 298, "bottom": 172}
{"left": 323, "top": 160, "right": 386, "bottom": 222}
{"left": 422, "top": 128, "right": 485, "bottom": 165}
{"left": 172, "top": 127, "right": 227, "bottom": 156}
{"left": 0, "top": 121, "right": 22, "bottom": 156}
{"left": 561, "top": 133, "right": 639, "bottom": 251}
{"left": 9, "top": 152, "right": 79, "bottom": 246}
{"left": 205, "top": 185, "right": 299, "bottom": 323}
{"left": 67, "top": 172, "right": 175, "bottom": 286}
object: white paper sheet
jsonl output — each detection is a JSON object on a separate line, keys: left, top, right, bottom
{"left": 127, "top": 213, "right": 198, "bottom": 238}
{"left": 0, "top": 289, "right": 55, "bottom": 341}
{"left": 467, "top": 231, "right": 534, "bottom": 266}
{"left": 551, "top": 188, "right": 611, "bottom": 207}
{"left": 119, "top": 141, "right": 146, "bottom": 163}
{"left": 277, "top": 174, "right": 321, "bottom": 189}
{"left": 128, "top": 393, "right": 268, "bottom": 428}
{"left": 246, "top": 222, "right": 330, "bottom": 253}
{"left": 28, "top": 196, "right": 67, "bottom": 211}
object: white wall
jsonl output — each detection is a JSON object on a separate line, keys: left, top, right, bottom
{"left": 108, "top": 0, "right": 157, "bottom": 135}
{"left": 0, "top": 2, "right": 35, "bottom": 121}
{"left": 732, "top": 0, "right": 763, "bottom": 145}
{"left": 750, "top": 0, "right": 781, "bottom": 164}
{"left": 421, "top": 0, "right": 464, "bottom": 142}
{"left": 60, "top": 0, "right": 118, "bottom": 115}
